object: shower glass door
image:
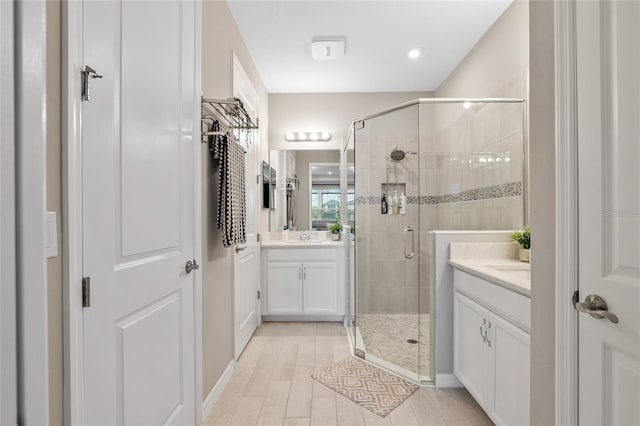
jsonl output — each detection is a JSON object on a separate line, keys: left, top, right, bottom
{"left": 353, "top": 104, "right": 421, "bottom": 383}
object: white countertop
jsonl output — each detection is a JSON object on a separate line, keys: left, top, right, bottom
{"left": 449, "top": 258, "right": 531, "bottom": 297}
{"left": 261, "top": 240, "right": 343, "bottom": 248}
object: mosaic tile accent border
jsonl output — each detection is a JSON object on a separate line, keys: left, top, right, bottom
{"left": 355, "top": 181, "right": 522, "bottom": 206}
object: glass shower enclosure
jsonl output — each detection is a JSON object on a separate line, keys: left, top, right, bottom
{"left": 344, "top": 98, "right": 526, "bottom": 384}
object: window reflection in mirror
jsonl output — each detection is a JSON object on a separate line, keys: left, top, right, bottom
{"left": 271, "top": 149, "right": 354, "bottom": 231}
{"left": 310, "top": 163, "right": 354, "bottom": 230}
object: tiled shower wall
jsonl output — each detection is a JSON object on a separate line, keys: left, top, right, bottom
{"left": 355, "top": 81, "right": 526, "bottom": 316}
{"left": 355, "top": 107, "right": 421, "bottom": 316}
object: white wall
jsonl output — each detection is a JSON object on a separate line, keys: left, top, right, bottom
{"left": 45, "top": 2, "right": 63, "bottom": 423}
{"left": 528, "top": 1, "right": 555, "bottom": 424}
{"left": 269, "top": 92, "right": 432, "bottom": 151}
{"left": 435, "top": 0, "right": 529, "bottom": 99}
{"left": 201, "top": 0, "right": 270, "bottom": 400}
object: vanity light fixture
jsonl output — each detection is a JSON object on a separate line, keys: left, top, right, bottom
{"left": 285, "top": 131, "right": 332, "bottom": 142}
{"left": 407, "top": 48, "right": 422, "bottom": 59}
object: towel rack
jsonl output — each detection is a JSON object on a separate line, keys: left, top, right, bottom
{"left": 201, "top": 97, "right": 258, "bottom": 143}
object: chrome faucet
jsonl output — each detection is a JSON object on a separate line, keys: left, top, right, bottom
{"left": 298, "top": 231, "right": 311, "bottom": 242}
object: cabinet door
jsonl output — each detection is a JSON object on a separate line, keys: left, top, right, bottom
{"left": 302, "top": 262, "right": 338, "bottom": 314}
{"left": 454, "top": 292, "right": 491, "bottom": 409}
{"left": 266, "top": 263, "right": 302, "bottom": 314}
{"left": 489, "top": 312, "right": 530, "bottom": 426}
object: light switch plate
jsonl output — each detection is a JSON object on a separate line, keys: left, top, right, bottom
{"left": 45, "top": 211, "right": 58, "bottom": 258}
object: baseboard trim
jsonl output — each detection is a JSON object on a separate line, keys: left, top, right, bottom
{"left": 435, "top": 374, "right": 463, "bottom": 388}
{"left": 202, "top": 359, "right": 235, "bottom": 420}
{"left": 262, "top": 315, "right": 344, "bottom": 322}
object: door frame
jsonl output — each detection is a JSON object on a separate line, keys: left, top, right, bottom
{"left": 1, "top": 1, "right": 18, "bottom": 422}
{"left": 554, "top": 0, "right": 579, "bottom": 424}
{"left": 13, "top": 0, "right": 50, "bottom": 422}
{"left": 61, "top": 2, "right": 203, "bottom": 423}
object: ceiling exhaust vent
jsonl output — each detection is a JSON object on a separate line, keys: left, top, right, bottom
{"left": 311, "top": 38, "right": 345, "bottom": 61}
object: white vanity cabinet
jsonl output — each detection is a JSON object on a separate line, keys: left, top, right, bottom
{"left": 266, "top": 262, "right": 303, "bottom": 313}
{"left": 453, "top": 269, "right": 530, "bottom": 426}
{"left": 262, "top": 247, "right": 344, "bottom": 320}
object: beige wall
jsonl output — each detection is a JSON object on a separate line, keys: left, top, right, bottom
{"left": 201, "top": 0, "right": 269, "bottom": 399}
{"left": 46, "top": 1, "right": 63, "bottom": 424}
{"left": 293, "top": 150, "right": 341, "bottom": 231}
{"left": 435, "top": 0, "right": 529, "bottom": 99}
{"left": 528, "top": 1, "right": 555, "bottom": 424}
{"left": 269, "top": 92, "right": 432, "bottom": 151}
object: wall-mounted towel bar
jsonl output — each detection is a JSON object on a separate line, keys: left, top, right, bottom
{"left": 200, "top": 97, "right": 258, "bottom": 143}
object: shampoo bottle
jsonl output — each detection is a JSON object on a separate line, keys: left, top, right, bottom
{"left": 381, "top": 193, "right": 388, "bottom": 214}
{"left": 391, "top": 191, "right": 400, "bottom": 215}
{"left": 399, "top": 192, "right": 407, "bottom": 215}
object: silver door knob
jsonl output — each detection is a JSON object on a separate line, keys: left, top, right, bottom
{"left": 185, "top": 259, "right": 200, "bottom": 274}
{"left": 575, "top": 294, "right": 619, "bottom": 324}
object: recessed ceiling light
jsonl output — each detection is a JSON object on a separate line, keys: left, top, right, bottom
{"left": 407, "top": 48, "right": 422, "bottom": 59}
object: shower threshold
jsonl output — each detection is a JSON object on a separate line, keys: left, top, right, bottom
{"left": 349, "top": 324, "right": 432, "bottom": 385}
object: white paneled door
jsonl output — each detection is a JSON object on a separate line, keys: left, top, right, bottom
{"left": 576, "top": 1, "right": 640, "bottom": 424}
{"left": 233, "top": 56, "right": 261, "bottom": 359}
{"left": 82, "top": 1, "right": 198, "bottom": 424}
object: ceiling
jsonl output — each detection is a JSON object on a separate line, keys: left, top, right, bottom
{"left": 226, "top": 0, "right": 512, "bottom": 93}
{"left": 311, "top": 164, "right": 354, "bottom": 184}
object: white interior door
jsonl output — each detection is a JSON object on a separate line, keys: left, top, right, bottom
{"left": 576, "top": 1, "right": 640, "bottom": 424}
{"left": 82, "top": 1, "right": 198, "bottom": 423}
{"left": 233, "top": 55, "right": 261, "bottom": 359}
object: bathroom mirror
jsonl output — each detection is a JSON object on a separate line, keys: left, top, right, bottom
{"left": 269, "top": 149, "right": 343, "bottom": 231}
{"left": 309, "top": 163, "right": 341, "bottom": 230}
{"left": 261, "top": 161, "right": 275, "bottom": 209}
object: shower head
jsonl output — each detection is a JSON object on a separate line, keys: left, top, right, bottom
{"left": 390, "top": 147, "right": 417, "bottom": 161}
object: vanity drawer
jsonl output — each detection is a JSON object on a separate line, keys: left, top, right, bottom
{"left": 453, "top": 269, "right": 530, "bottom": 332}
{"left": 266, "top": 248, "right": 337, "bottom": 262}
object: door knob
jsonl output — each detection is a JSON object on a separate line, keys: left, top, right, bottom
{"left": 185, "top": 259, "right": 200, "bottom": 274}
{"left": 575, "top": 294, "right": 619, "bottom": 324}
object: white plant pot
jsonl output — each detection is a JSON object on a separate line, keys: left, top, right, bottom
{"left": 331, "top": 233, "right": 340, "bottom": 241}
{"left": 519, "top": 248, "right": 530, "bottom": 263}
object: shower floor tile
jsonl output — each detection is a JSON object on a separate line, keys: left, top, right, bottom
{"left": 356, "top": 314, "right": 431, "bottom": 380}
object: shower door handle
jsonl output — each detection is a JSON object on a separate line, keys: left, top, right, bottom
{"left": 403, "top": 227, "right": 415, "bottom": 259}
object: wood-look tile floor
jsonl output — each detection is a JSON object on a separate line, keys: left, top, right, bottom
{"left": 204, "top": 322, "right": 493, "bottom": 426}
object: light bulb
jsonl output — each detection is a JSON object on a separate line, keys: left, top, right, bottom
{"left": 408, "top": 49, "right": 421, "bottom": 59}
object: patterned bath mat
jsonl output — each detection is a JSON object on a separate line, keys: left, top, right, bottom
{"left": 311, "top": 356, "right": 419, "bottom": 417}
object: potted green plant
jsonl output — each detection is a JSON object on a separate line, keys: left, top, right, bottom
{"left": 328, "top": 222, "right": 342, "bottom": 241}
{"left": 510, "top": 226, "right": 531, "bottom": 262}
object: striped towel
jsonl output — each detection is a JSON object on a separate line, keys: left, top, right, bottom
{"left": 209, "top": 125, "right": 246, "bottom": 247}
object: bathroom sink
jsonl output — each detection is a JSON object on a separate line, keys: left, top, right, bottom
{"left": 486, "top": 264, "right": 530, "bottom": 280}
{"left": 486, "top": 264, "right": 530, "bottom": 271}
